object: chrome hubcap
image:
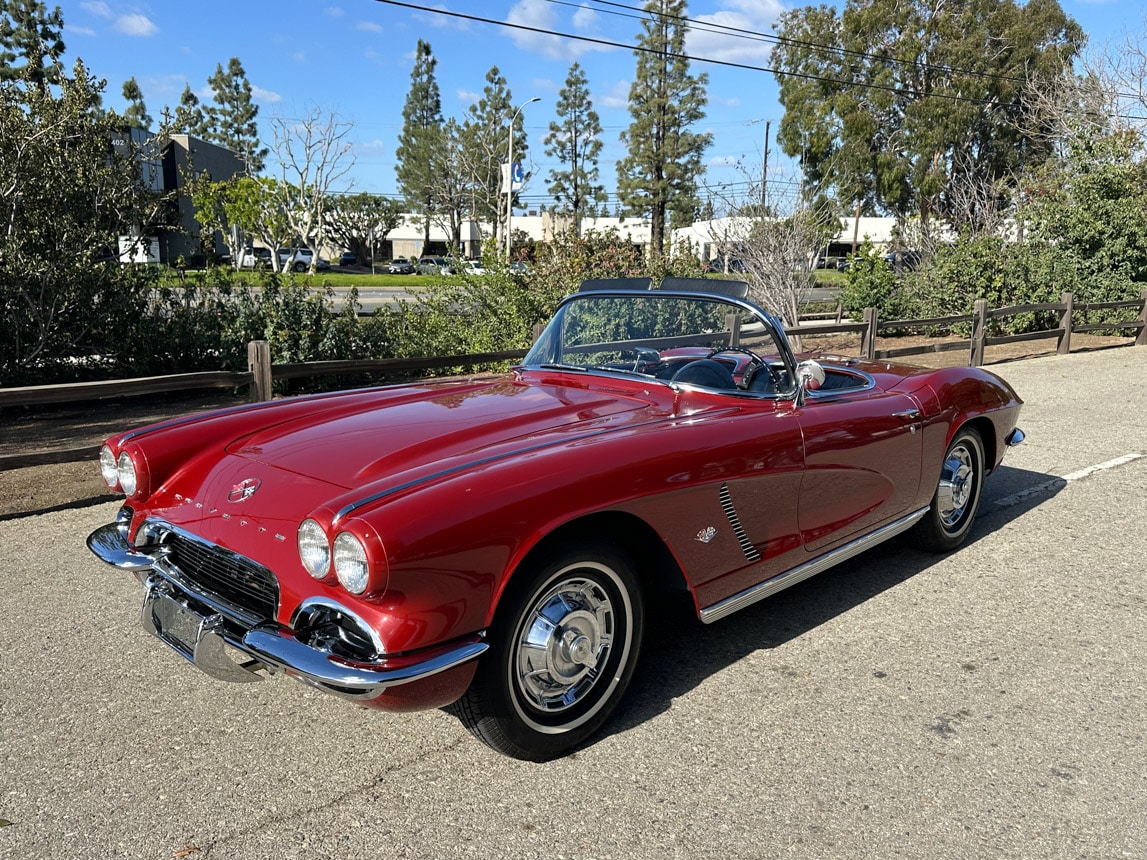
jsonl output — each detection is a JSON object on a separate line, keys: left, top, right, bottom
{"left": 937, "top": 444, "right": 975, "bottom": 528}
{"left": 514, "top": 576, "right": 616, "bottom": 714}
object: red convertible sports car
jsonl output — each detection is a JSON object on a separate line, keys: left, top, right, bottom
{"left": 88, "top": 277, "right": 1024, "bottom": 760}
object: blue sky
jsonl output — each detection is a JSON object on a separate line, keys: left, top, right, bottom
{"left": 59, "top": 0, "right": 1143, "bottom": 212}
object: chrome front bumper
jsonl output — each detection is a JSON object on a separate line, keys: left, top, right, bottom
{"left": 87, "top": 521, "right": 487, "bottom": 699}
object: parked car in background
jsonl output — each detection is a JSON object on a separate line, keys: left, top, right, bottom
{"left": 238, "top": 247, "right": 273, "bottom": 270}
{"left": 462, "top": 260, "right": 487, "bottom": 275}
{"left": 87, "top": 276, "right": 1023, "bottom": 762}
{"left": 417, "top": 255, "right": 453, "bottom": 275}
{"left": 338, "top": 252, "right": 358, "bottom": 268}
{"left": 279, "top": 248, "right": 331, "bottom": 273}
{"left": 387, "top": 257, "right": 415, "bottom": 275}
{"left": 509, "top": 260, "right": 530, "bottom": 275}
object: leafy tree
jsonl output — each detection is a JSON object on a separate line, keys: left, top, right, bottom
{"left": 545, "top": 62, "right": 605, "bottom": 230}
{"left": 771, "top": 0, "right": 1084, "bottom": 238}
{"left": 460, "top": 65, "right": 524, "bottom": 245}
{"left": 189, "top": 175, "right": 293, "bottom": 272}
{"left": 121, "top": 76, "right": 151, "bottom": 129}
{"left": 0, "top": 59, "right": 171, "bottom": 381}
{"left": 616, "top": 0, "right": 711, "bottom": 258}
{"left": 202, "top": 57, "right": 266, "bottom": 174}
{"left": 395, "top": 39, "right": 443, "bottom": 246}
{"left": 0, "top": 0, "right": 64, "bottom": 88}
{"left": 326, "top": 192, "right": 403, "bottom": 267}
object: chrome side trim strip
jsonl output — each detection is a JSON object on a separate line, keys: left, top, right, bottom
{"left": 698, "top": 506, "right": 929, "bottom": 624}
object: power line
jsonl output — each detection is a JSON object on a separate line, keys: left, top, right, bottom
{"left": 370, "top": 0, "right": 1010, "bottom": 108}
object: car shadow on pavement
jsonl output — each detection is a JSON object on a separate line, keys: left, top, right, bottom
{"left": 595, "top": 464, "right": 1066, "bottom": 749}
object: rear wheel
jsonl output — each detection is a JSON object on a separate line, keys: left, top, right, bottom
{"left": 912, "top": 427, "right": 984, "bottom": 552}
{"left": 451, "top": 541, "right": 644, "bottom": 761}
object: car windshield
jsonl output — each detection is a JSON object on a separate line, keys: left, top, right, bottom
{"left": 522, "top": 290, "right": 796, "bottom": 396}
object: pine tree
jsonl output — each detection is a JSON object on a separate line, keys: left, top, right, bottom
{"left": 545, "top": 62, "right": 605, "bottom": 230}
{"left": 0, "top": 0, "right": 65, "bottom": 87}
{"left": 395, "top": 40, "right": 443, "bottom": 245}
{"left": 121, "top": 77, "right": 152, "bottom": 129}
{"left": 616, "top": 0, "right": 711, "bottom": 257}
{"left": 203, "top": 57, "right": 266, "bottom": 174}
{"left": 170, "top": 85, "right": 208, "bottom": 137}
{"left": 461, "top": 66, "right": 527, "bottom": 243}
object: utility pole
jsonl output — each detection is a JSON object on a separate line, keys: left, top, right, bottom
{"left": 761, "top": 120, "right": 770, "bottom": 213}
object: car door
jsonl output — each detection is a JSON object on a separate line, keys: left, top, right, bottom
{"left": 795, "top": 388, "right": 923, "bottom": 553}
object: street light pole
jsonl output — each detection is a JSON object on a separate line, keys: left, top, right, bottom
{"left": 505, "top": 96, "right": 540, "bottom": 262}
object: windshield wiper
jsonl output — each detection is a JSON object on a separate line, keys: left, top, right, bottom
{"left": 538, "top": 362, "right": 589, "bottom": 372}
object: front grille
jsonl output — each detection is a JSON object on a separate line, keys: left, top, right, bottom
{"left": 162, "top": 532, "right": 279, "bottom": 620}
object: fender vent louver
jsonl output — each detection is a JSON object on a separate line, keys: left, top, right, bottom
{"left": 719, "top": 482, "right": 761, "bottom": 563}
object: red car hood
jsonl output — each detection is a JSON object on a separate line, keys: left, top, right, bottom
{"left": 225, "top": 376, "right": 660, "bottom": 488}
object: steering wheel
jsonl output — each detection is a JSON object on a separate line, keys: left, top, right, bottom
{"left": 705, "top": 347, "right": 781, "bottom": 391}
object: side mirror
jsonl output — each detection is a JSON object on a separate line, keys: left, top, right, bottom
{"left": 796, "top": 360, "right": 825, "bottom": 391}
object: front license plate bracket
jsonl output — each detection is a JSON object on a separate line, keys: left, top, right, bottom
{"left": 141, "top": 580, "right": 262, "bottom": 684}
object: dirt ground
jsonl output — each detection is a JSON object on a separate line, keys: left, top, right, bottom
{"left": 0, "top": 332, "right": 1132, "bottom": 520}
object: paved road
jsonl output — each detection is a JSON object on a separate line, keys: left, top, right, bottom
{"left": 1, "top": 348, "right": 1144, "bottom": 860}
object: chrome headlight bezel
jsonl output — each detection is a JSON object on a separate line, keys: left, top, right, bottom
{"left": 333, "top": 532, "right": 370, "bottom": 595}
{"left": 298, "top": 518, "right": 331, "bottom": 580}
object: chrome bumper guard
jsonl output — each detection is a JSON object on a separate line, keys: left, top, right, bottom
{"left": 87, "top": 521, "right": 488, "bottom": 699}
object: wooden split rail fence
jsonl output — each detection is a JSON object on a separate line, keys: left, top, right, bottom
{"left": 2, "top": 290, "right": 1143, "bottom": 471}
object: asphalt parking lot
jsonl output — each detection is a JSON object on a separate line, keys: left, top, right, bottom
{"left": 1, "top": 347, "right": 1144, "bottom": 860}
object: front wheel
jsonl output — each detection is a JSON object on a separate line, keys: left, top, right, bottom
{"left": 912, "top": 427, "right": 984, "bottom": 552}
{"left": 451, "top": 541, "right": 644, "bottom": 761}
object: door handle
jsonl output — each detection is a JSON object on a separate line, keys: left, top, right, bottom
{"left": 893, "top": 409, "right": 920, "bottom": 421}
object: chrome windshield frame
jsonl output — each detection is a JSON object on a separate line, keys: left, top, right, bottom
{"left": 520, "top": 289, "right": 800, "bottom": 400}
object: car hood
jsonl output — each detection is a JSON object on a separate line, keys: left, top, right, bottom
{"left": 225, "top": 376, "right": 661, "bottom": 489}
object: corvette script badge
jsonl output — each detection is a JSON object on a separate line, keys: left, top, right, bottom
{"left": 227, "top": 478, "right": 261, "bottom": 502}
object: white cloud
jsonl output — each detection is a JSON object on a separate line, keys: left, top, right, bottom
{"left": 113, "top": 13, "right": 158, "bottom": 37}
{"left": 67, "top": 24, "right": 97, "bottom": 37}
{"left": 80, "top": 2, "right": 113, "bottom": 18}
{"left": 708, "top": 154, "right": 740, "bottom": 168}
{"left": 326, "top": 6, "right": 345, "bottom": 17}
{"left": 413, "top": 3, "right": 469, "bottom": 31}
{"left": 505, "top": 0, "right": 614, "bottom": 61}
{"left": 598, "top": 79, "right": 631, "bottom": 110}
{"left": 292, "top": 51, "right": 307, "bottom": 63}
{"left": 687, "top": 0, "right": 785, "bottom": 64}
{"left": 457, "top": 88, "right": 481, "bottom": 105}
{"left": 251, "top": 86, "right": 282, "bottom": 103}
{"left": 360, "top": 139, "right": 385, "bottom": 150}
{"left": 357, "top": 21, "right": 382, "bottom": 33}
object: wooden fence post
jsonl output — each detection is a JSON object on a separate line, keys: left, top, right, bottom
{"left": 970, "top": 299, "right": 987, "bottom": 367}
{"left": 248, "top": 340, "right": 272, "bottom": 403}
{"left": 1058, "top": 291, "right": 1074, "bottom": 356}
{"left": 1137, "top": 288, "right": 1147, "bottom": 347}
{"left": 861, "top": 307, "right": 877, "bottom": 360}
{"left": 726, "top": 312, "right": 741, "bottom": 347}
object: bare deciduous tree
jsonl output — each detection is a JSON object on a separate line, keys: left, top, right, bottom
{"left": 268, "top": 106, "right": 355, "bottom": 272}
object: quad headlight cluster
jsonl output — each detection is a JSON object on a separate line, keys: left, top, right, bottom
{"left": 298, "top": 518, "right": 372, "bottom": 595}
{"left": 100, "top": 445, "right": 140, "bottom": 496}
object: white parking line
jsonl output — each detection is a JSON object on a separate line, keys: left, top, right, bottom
{"left": 994, "top": 452, "right": 1144, "bottom": 508}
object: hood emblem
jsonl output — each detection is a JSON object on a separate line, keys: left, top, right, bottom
{"left": 228, "top": 478, "right": 261, "bottom": 503}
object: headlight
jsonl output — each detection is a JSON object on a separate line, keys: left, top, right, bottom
{"left": 333, "top": 532, "right": 370, "bottom": 594}
{"left": 99, "top": 445, "right": 119, "bottom": 489}
{"left": 298, "top": 519, "right": 331, "bottom": 579}
{"left": 117, "top": 451, "right": 137, "bottom": 496}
